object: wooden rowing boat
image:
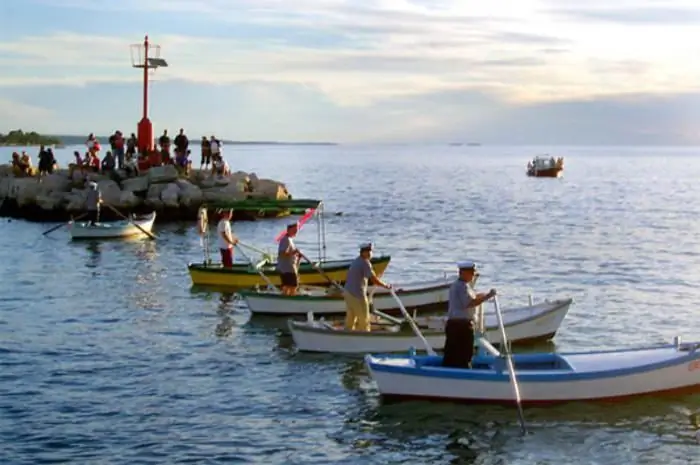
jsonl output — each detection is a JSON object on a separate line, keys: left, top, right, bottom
{"left": 240, "top": 278, "right": 450, "bottom": 316}
{"left": 69, "top": 211, "right": 156, "bottom": 240}
{"left": 187, "top": 255, "right": 392, "bottom": 288}
{"left": 288, "top": 298, "right": 572, "bottom": 353}
{"left": 365, "top": 338, "right": 700, "bottom": 404}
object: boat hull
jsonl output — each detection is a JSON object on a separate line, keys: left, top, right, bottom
{"left": 241, "top": 278, "right": 450, "bottom": 316}
{"left": 289, "top": 299, "right": 571, "bottom": 353}
{"left": 366, "top": 342, "right": 700, "bottom": 405}
{"left": 69, "top": 212, "right": 156, "bottom": 240}
{"left": 527, "top": 167, "right": 562, "bottom": 178}
{"left": 188, "top": 255, "right": 391, "bottom": 288}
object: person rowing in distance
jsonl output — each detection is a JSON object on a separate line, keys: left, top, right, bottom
{"left": 442, "top": 261, "right": 496, "bottom": 369}
{"left": 277, "top": 222, "right": 301, "bottom": 296}
{"left": 343, "top": 242, "right": 392, "bottom": 332}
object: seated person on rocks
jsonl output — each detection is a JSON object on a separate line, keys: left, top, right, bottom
{"left": 101, "top": 151, "right": 116, "bottom": 173}
{"left": 175, "top": 149, "right": 192, "bottom": 176}
{"left": 124, "top": 153, "right": 139, "bottom": 177}
{"left": 88, "top": 152, "right": 101, "bottom": 173}
{"left": 11, "top": 152, "right": 31, "bottom": 177}
{"left": 211, "top": 154, "right": 230, "bottom": 177}
{"left": 19, "top": 151, "right": 35, "bottom": 176}
{"left": 160, "top": 146, "right": 172, "bottom": 165}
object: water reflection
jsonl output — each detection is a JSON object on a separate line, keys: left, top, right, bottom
{"left": 84, "top": 241, "right": 101, "bottom": 269}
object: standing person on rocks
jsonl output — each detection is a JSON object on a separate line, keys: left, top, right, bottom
{"left": 85, "top": 181, "right": 102, "bottom": 227}
{"left": 126, "top": 133, "right": 137, "bottom": 158}
{"left": 112, "top": 131, "right": 125, "bottom": 169}
{"left": 217, "top": 209, "right": 239, "bottom": 268}
{"left": 442, "top": 261, "right": 496, "bottom": 369}
{"left": 210, "top": 135, "right": 221, "bottom": 166}
{"left": 159, "top": 130, "right": 171, "bottom": 156}
{"left": 37, "top": 145, "right": 56, "bottom": 180}
{"left": 174, "top": 128, "right": 189, "bottom": 160}
{"left": 277, "top": 223, "right": 301, "bottom": 296}
{"left": 343, "top": 242, "right": 392, "bottom": 332}
{"left": 200, "top": 136, "right": 211, "bottom": 170}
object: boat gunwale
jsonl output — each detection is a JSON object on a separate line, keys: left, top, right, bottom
{"left": 288, "top": 299, "right": 572, "bottom": 337}
{"left": 240, "top": 278, "right": 451, "bottom": 301}
{"left": 187, "top": 254, "right": 392, "bottom": 275}
{"left": 365, "top": 342, "right": 700, "bottom": 382}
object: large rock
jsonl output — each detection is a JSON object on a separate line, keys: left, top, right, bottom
{"left": 97, "top": 179, "right": 122, "bottom": 205}
{"left": 160, "top": 182, "right": 180, "bottom": 208}
{"left": 40, "top": 173, "right": 71, "bottom": 194}
{"left": 145, "top": 183, "right": 167, "bottom": 209}
{"left": 117, "top": 191, "right": 142, "bottom": 208}
{"left": 148, "top": 165, "right": 179, "bottom": 184}
{"left": 14, "top": 178, "right": 42, "bottom": 206}
{"left": 175, "top": 179, "right": 203, "bottom": 207}
{"left": 121, "top": 175, "right": 150, "bottom": 193}
{"left": 65, "top": 189, "right": 87, "bottom": 210}
{"left": 35, "top": 192, "right": 64, "bottom": 210}
{"left": 251, "top": 178, "right": 289, "bottom": 200}
{"left": 201, "top": 187, "right": 247, "bottom": 203}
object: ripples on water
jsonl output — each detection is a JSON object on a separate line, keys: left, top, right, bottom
{"left": 2, "top": 145, "right": 700, "bottom": 463}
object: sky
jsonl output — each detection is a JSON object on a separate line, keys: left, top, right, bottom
{"left": 2, "top": 0, "right": 700, "bottom": 144}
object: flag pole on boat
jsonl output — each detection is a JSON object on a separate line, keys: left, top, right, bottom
{"left": 389, "top": 289, "right": 437, "bottom": 356}
{"left": 197, "top": 206, "right": 211, "bottom": 263}
{"left": 493, "top": 295, "right": 528, "bottom": 435}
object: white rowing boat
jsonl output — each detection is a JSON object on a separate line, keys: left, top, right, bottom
{"left": 239, "top": 278, "right": 451, "bottom": 316}
{"left": 365, "top": 338, "right": 700, "bottom": 404}
{"left": 288, "top": 298, "right": 572, "bottom": 353}
{"left": 69, "top": 211, "right": 156, "bottom": 240}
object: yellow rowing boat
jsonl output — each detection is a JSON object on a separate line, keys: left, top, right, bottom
{"left": 188, "top": 255, "right": 391, "bottom": 288}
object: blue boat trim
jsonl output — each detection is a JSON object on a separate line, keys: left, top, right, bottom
{"left": 365, "top": 342, "right": 700, "bottom": 382}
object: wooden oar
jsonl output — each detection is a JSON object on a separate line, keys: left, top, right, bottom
{"left": 493, "top": 295, "right": 528, "bottom": 435}
{"left": 299, "top": 252, "right": 344, "bottom": 291}
{"left": 389, "top": 289, "right": 437, "bottom": 356}
{"left": 42, "top": 213, "right": 87, "bottom": 236}
{"left": 104, "top": 204, "right": 157, "bottom": 240}
{"left": 234, "top": 244, "right": 279, "bottom": 291}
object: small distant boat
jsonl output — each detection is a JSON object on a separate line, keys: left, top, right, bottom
{"left": 240, "top": 278, "right": 450, "bottom": 316}
{"left": 187, "top": 255, "right": 392, "bottom": 289}
{"left": 527, "top": 155, "right": 564, "bottom": 178}
{"left": 365, "top": 338, "right": 700, "bottom": 404}
{"left": 289, "top": 298, "right": 572, "bottom": 353}
{"left": 69, "top": 211, "right": 156, "bottom": 240}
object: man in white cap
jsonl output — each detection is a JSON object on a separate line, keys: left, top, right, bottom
{"left": 343, "top": 242, "right": 392, "bottom": 331}
{"left": 442, "top": 261, "right": 496, "bottom": 369}
{"left": 85, "top": 181, "right": 102, "bottom": 226}
{"left": 217, "top": 209, "right": 238, "bottom": 268}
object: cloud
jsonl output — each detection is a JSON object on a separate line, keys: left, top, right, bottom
{"left": 0, "top": 99, "right": 56, "bottom": 130}
{"left": 548, "top": 6, "right": 700, "bottom": 25}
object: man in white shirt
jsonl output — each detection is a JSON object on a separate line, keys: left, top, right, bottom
{"left": 217, "top": 209, "right": 238, "bottom": 268}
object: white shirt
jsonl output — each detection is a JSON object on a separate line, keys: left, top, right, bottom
{"left": 217, "top": 219, "right": 232, "bottom": 250}
{"left": 210, "top": 140, "right": 220, "bottom": 154}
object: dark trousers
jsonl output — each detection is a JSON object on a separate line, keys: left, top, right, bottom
{"left": 442, "top": 319, "right": 475, "bottom": 368}
{"left": 220, "top": 248, "right": 234, "bottom": 268}
{"left": 87, "top": 209, "right": 99, "bottom": 225}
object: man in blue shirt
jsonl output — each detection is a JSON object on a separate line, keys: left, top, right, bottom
{"left": 277, "top": 223, "right": 301, "bottom": 295}
{"left": 343, "top": 242, "right": 392, "bottom": 331}
{"left": 442, "top": 261, "right": 496, "bottom": 369}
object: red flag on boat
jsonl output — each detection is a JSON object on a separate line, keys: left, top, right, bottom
{"left": 275, "top": 208, "right": 316, "bottom": 242}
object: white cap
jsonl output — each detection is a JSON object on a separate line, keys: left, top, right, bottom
{"left": 457, "top": 260, "right": 476, "bottom": 270}
{"left": 359, "top": 242, "right": 373, "bottom": 251}
{"left": 89, "top": 182, "right": 97, "bottom": 189}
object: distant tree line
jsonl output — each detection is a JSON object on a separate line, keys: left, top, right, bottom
{"left": 0, "top": 129, "right": 62, "bottom": 146}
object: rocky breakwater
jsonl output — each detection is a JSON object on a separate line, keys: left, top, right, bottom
{"left": 0, "top": 164, "right": 291, "bottom": 223}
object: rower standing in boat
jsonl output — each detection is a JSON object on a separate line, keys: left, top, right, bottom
{"left": 343, "top": 242, "right": 392, "bottom": 332}
{"left": 85, "top": 181, "right": 102, "bottom": 226}
{"left": 277, "top": 223, "right": 301, "bottom": 296}
{"left": 442, "top": 261, "right": 496, "bottom": 369}
{"left": 217, "top": 209, "right": 238, "bottom": 268}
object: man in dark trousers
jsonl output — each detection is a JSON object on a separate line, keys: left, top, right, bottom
{"left": 442, "top": 261, "right": 496, "bottom": 369}
{"left": 174, "top": 128, "right": 189, "bottom": 159}
{"left": 85, "top": 181, "right": 102, "bottom": 226}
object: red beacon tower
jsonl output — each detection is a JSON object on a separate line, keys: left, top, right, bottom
{"left": 130, "top": 35, "right": 168, "bottom": 154}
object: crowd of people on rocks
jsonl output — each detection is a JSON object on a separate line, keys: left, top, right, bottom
{"left": 10, "top": 145, "right": 58, "bottom": 181}
{"left": 9, "top": 128, "right": 233, "bottom": 182}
